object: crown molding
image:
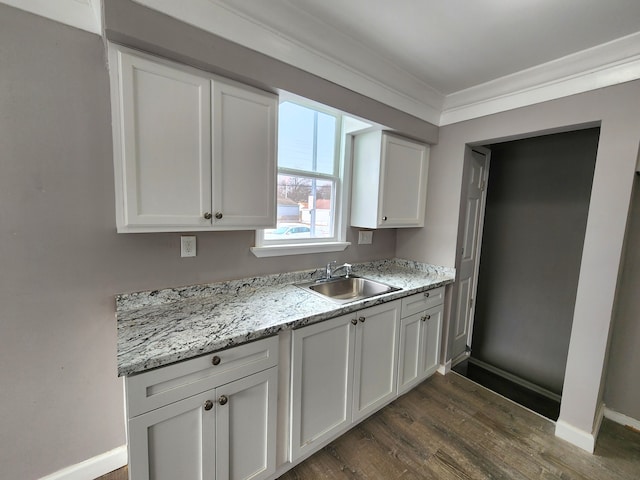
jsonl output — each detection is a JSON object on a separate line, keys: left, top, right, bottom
{"left": 440, "top": 32, "right": 640, "bottom": 125}
{"left": 8, "top": 0, "right": 639, "bottom": 127}
{"left": 130, "top": 1, "right": 640, "bottom": 127}
{"left": 132, "top": 0, "right": 443, "bottom": 125}
{"left": 0, "top": 0, "right": 102, "bottom": 35}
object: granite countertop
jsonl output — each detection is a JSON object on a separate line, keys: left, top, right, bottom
{"left": 117, "top": 258, "right": 455, "bottom": 376}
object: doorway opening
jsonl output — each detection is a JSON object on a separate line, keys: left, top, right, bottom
{"left": 451, "top": 127, "right": 600, "bottom": 420}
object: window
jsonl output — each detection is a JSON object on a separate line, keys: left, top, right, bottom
{"left": 252, "top": 97, "right": 360, "bottom": 257}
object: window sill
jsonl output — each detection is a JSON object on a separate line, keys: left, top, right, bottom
{"left": 250, "top": 242, "right": 351, "bottom": 258}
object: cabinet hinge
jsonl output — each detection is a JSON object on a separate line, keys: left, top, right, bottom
{"left": 480, "top": 180, "right": 486, "bottom": 191}
{"left": 469, "top": 297, "right": 474, "bottom": 309}
{"left": 465, "top": 344, "right": 472, "bottom": 353}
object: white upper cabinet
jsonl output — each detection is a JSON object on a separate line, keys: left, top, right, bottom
{"left": 109, "top": 46, "right": 277, "bottom": 232}
{"left": 212, "top": 82, "right": 277, "bottom": 229}
{"left": 351, "top": 131, "right": 429, "bottom": 229}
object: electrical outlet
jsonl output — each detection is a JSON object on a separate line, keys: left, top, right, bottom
{"left": 181, "top": 236, "right": 196, "bottom": 257}
{"left": 358, "top": 230, "right": 373, "bottom": 245}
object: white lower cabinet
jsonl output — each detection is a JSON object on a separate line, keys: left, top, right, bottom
{"left": 125, "top": 338, "right": 278, "bottom": 480}
{"left": 352, "top": 301, "right": 401, "bottom": 421}
{"left": 398, "top": 290, "right": 444, "bottom": 395}
{"left": 289, "top": 314, "right": 356, "bottom": 461}
{"left": 290, "top": 300, "right": 401, "bottom": 461}
{"left": 215, "top": 369, "right": 277, "bottom": 480}
{"left": 129, "top": 389, "right": 214, "bottom": 480}
{"left": 125, "top": 289, "right": 446, "bottom": 480}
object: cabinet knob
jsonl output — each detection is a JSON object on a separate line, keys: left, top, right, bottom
{"left": 351, "top": 318, "right": 358, "bottom": 325}
{"left": 204, "top": 212, "right": 212, "bottom": 220}
{"left": 426, "top": 315, "right": 431, "bottom": 320}
{"left": 204, "top": 400, "right": 214, "bottom": 411}
{"left": 211, "top": 355, "right": 221, "bottom": 366}
{"left": 215, "top": 212, "right": 223, "bottom": 220}
{"left": 359, "top": 316, "right": 366, "bottom": 323}
{"left": 218, "top": 395, "right": 228, "bottom": 406}
{"left": 421, "top": 315, "right": 426, "bottom": 322}
{"left": 382, "top": 216, "right": 388, "bottom": 221}
{"left": 424, "top": 292, "right": 430, "bottom": 298}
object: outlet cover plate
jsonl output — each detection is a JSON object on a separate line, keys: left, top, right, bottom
{"left": 358, "top": 230, "right": 373, "bottom": 245}
{"left": 181, "top": 236, "right": 197, "bottom": 257}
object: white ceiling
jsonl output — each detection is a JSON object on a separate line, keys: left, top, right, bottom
{"left": 223, "top": 0, "right": 640, "bottom": 95}
{"left": 6, "top": 0, "right": 640, "bottom": 125}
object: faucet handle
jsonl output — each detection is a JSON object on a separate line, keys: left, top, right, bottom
{"left": 325, "top": 260, "right": 336, "bottom": 278}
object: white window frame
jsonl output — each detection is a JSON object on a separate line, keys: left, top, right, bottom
{"left": 251, "top": 95, "right": 352, "bottom": 257}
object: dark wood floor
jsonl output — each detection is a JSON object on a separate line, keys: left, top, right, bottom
{"left": 98, "top": 373, "right": 640, "bottom": 480}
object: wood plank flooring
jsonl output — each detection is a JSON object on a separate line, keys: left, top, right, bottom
{"left": 97, "top": 372, "right": 640, "bottom": 480}
{"left": 277, "top": 373, "right": 640, "bottom": 480}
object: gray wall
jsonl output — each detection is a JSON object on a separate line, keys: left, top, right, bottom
{"left": 604, "top": 176, "right": 640, "bottom": 420}
{"left": 0, "top": 5, "right": 396, "bottom": 478}
{"left": 396, "top": 81, "right": 640, "bottom": 437}
{"left": 472, "top": 129, "right": 599, "bottom": 394}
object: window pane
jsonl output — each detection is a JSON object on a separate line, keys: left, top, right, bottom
{"left": 265, "top": 174, "right": 334, "bottom": 240}
{"left": 278, "top": 102, "right": 336, "bottom": 175}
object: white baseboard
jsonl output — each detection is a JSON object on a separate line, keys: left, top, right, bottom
{"left": 555, "top": 420, "right": 596, "bottom": 453}
{"left": 39, "top": 445, "right": 127, "bottom": 480}
{"left": 555, "top": 403, "right": 605, "bottom": 453}
{"left": 437, "top": 360, "right": 451, "bottom": 375}
{"left": 604, "top": 407, "right": 640, "bottom": 431}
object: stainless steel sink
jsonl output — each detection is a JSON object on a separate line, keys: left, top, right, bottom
{"left": 297, "top": 276, "right": 400, "bottom": 304}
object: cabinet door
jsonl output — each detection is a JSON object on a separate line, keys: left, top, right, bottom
{"left": 128, "top": 390, "right": 215, "bottom": 480}
{"left": 378, "top": 134, "right": 429, "bottom": 228}
{"left": 216, "top": 367, "right": 277, "bottom": 480}
{"left": 290, "top": 315, "right": 355, "bottom": 461}
{"left": 421, "top": 305, "right": 443, "bottom": 379}
{"left": 115, "top": 50, "right": 212, "bottom": 230}
{"left": 212, "top": 81, "right": 277, "bottom": 228}
{"left": 397, "top": 311, "right": 423, "bottom": 395}
{"left": 352, "top": 300, "right": 401, "bottom": 422}
{"left": 398, "top": 304, "right": 443, "bottom": 395}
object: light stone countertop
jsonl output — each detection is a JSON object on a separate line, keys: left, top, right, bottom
{"left": 116, "top": 258, "right": 455, "bottom": 376}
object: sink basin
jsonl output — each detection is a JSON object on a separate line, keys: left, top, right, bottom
{"left": 298, "top": 276, "right": 400, "bottom": 304}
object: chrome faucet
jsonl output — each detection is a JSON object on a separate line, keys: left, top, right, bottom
{"left": 325, "top": 261, "right": 352, "bottom": 279}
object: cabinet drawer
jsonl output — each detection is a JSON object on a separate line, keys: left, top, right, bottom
{"left": 125, "top": 336, "right": 278, "bottom": 417}
{"left": 400, "top": 286, "right": 444, "bottom": 318}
